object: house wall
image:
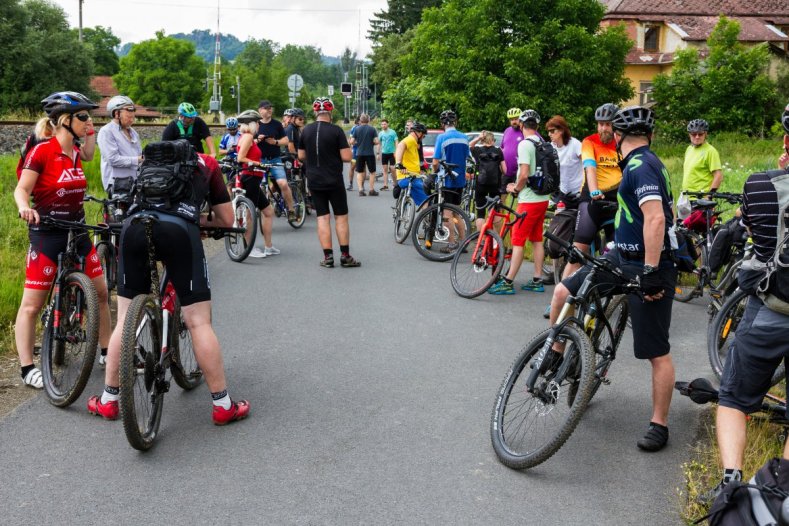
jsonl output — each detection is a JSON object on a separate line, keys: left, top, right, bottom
{"left": 623, "top": 64, "right": 671, "bottom": 106}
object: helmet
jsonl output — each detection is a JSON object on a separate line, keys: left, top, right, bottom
{"left": 594, "top": 103, "right": 619, "bottom": 122}
{"left": 177, "top": 102, "right": 198, "bottom": 118}
{"left": 225, "top": 117, "right": 239, "bottom": 129}
{"left": 236, "top": 110, "right": 261, "bottom": 123}
{"left": 411, "top": 121, "right": 427, "bottom": 134}
{"left": 519, "top": 109, "right": 540, "bottom": 124}
{"left": 283, "top": 108, "right": 296, "bottom": 117}
{"left": 41, "top": 91, "right": 98, "bottom": 120}
{"left": 611, "top": 105, "right": 655, "bottom": 135}
{"left": 506, "top": 107, "right": 522, "bottom": 119}
{"left": 106, "top": 95, "right": 134, "bottom": 118}
{"left": 312, "top": 97, "right": 334, "bottom": 113}
{"left": 439, "top": 110, "right": 457, "bottom": 125}
{"left": 783, "top": 103, "right": 789, "bottom": 134}
{"left": 292, "top": 108, "right": 305, "bottom": 118}
{"left": 687, "top": 119, "right": 709, "bottom": 133}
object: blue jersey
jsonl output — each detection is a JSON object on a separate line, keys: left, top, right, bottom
{"left": 433, "top": 127, "right": 469, "bottom": 189}
{"left": 219, "top": 132, "right": 240, "bottom": 159}
{"left": 614, "top": 145, "right": 674, "bottom": 253}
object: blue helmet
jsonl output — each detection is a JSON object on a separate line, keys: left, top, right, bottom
{"left": 225, "top": 117, "right": 238, "bottom": 129}
{"left": 178, "top": 102, "right": 198, "bottom": 118}
{"left": 41, "top": 91, "right": 98, "bottom": 119}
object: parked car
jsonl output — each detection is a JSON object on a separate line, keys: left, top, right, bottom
{"left": 465, "top": 131, "right": 503, "bottom": 147}
{"left": 421, "top": 129, "right": 443, "bottom": 163}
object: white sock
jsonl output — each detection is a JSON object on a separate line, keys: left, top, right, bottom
{"left": 101, "top": 386, "right": 120, "bottom": 404}
{"left": 212, "top": 392, "right": 231, "bottom": 410}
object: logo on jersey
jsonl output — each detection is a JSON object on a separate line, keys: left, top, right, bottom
{"left": 43, "top": 266, "right": 55, "bottom": 276}
{"left": 90, "top": 253, "right": 99, "bottom": 263}
{"left": 57, "top": 168, "right": 86, "bottom": 183}
{"left": 56, "top": 188, "right": 66, "bottom": 197}
{"left": 30, "top": 250, "right": 38, "bottom": 260}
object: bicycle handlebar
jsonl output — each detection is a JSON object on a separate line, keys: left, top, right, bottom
{"left": 38, "top": 216, "right": 110, "bottom": 232}
{"left": 684, "top": 191, "right": 742, "bottom": 204}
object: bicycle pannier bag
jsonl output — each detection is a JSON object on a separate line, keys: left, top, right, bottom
{"left": 544, "top": 208, "right": 578, "bottom": 259}
{"left": 672, "top": 227, "right": 698, "bottom": 273}
{"left": 525, "top": 137, "right": 560, "bottom": 196}
{"left": 708, "top": 217, "right": 746, "bottom": 274}
{"left": 136, "top": 139, "right": 198, "bottom": 208}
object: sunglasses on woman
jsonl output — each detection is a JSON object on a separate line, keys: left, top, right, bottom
{"left": 73, "top": 113, "right": 91, "bottom": 122}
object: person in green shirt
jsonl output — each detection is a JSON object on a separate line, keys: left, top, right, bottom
{"left": 682, "top": 119, "right": 723, "bottom": 193}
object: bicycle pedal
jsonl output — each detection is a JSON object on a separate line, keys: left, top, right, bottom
{"left": 600, "top": 377, "right": 611, "bottom": 385}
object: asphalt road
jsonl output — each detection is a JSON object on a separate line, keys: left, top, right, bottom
{"left": 0, "top": 182, "right": 713, "bottom": 524}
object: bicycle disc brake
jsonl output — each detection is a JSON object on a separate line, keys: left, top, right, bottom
{"left": 534, "top": 380, "right": 561, "bottom": 415}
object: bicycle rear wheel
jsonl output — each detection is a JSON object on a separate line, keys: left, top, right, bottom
{"left": 119, "top": 294, "right": 164, "bottom": 451}
{"left": 41, "top": 272, "right": 100, "bottom": 407}
{"left": 491, "top": 324, "right": 595, "bottom": 469}
{"left": 287, "top": 184, "right": 306, "bottom": 229}
{"left": 450, "top": 229, "right": 504, "bottom": 298}
{"left": 394, "top": 196, "right": 416, "bottom": 244}
{"left": 170, "top": 299, "right": 203, "bottom": 390}
{"left": 225, "top": 196, "right": 257, "bottom": 262}
{"left": 96, "top": 242, "right": 116, "bottom": 292}
{"left": 589, "top": 295, "right": 630, "bottom": 401}
{"left": 411, "top": 203, "right": 472, "bottom": 262}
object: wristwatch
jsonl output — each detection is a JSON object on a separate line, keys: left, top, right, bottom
{"left": 643, "top": 264, "right": 658, "bottom": 274}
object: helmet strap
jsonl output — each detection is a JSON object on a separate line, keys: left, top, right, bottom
{"left": 63, "top": 120, "right": 82, "bottom": 143}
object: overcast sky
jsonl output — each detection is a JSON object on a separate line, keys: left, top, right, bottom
{"left": 52, "top": 0, "right": 388, "bottom": 58}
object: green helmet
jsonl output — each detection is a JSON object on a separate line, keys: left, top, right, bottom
{"left": 178, "top": 102, "right": 198, "bottom": 118}
{"left": 506, "top": 107, "right": 522, "bottom": 119}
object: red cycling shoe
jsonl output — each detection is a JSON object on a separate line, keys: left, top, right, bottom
{"left": 212, "top": 399, "right": 250, "bottom": 426}
{"left": 87, "top": 395, "right": 119, "bottom": 420}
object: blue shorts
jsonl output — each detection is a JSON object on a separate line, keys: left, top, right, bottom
{"left": 398, "top": 178, "right": 429, "bottom": 207}
{"left": 263, "top": 157, "right": 287, "bottom": 181}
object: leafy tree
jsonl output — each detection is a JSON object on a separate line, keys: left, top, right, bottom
{"left": 274, "top": 44, "right": 334, "bottom": 87}
{"left": 369, "top": 29, "right": 415, "bottom": 91}
{"left": 114, "top": 31, "right": 206, "bottom": 109}
{"left": 652, "top": 16, "right": 778, "bottom": 139}
{"left": 368, "top": 0, "right": 442, "bottom": 42}
{"left": 382, "top": 0, "right": 633, "bottom": 133}
{"left": 75, "top": 26, "right": 121, "bottom": 76}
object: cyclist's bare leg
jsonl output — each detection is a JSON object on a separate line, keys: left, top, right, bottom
{"left": 443, "top": 208, "right": 466, "bottom": 244}
{"left": 562, "top": 241, "right": 590, "bottom": 278}
{"left": 104, "top": 296, "right": 131, "bottom": 389}
{"left": 549, "top": 283, "right": 571, "bottom": 353}
{"left": 505, "top": 245, "right": 525, "bottom": 282}
{"left": 716, "top": 406, "right": 747, "bottom": 470}
{"left": 648, "top": 354, "right": 674, "bottom": 427}
{"left": 335, "top": 214, "right": 350, "bottom": 245}
{"left": 276, "top": 178, "right": 294, "bottom": 211}
{"left": 181, "top": 301, "right": 226, "bottom": 393}
{"left": 92, "top": 275, "right": 111, "bottom": 349}
{"left": 259, "top": 205, "right": 274, "bottom": 248}
{"left": 532, "top": 241, "right": 545, "bottom": 281}
{"left": 317, "top": 214, "right": 332, "bottom": 249}
{"left": 14, "top": 288, "right": 48, "bottom": 367}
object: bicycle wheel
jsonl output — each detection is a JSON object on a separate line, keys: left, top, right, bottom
{"left": 411, "top": 203, "right": 472, "bottom": 262}
{"left": 491, "top": 324, "right": 595, "bottom": 469}
{"left": 552, "top": 255, "right": 567, "bottom": 285}
{"left": 96, "top": 242, "right": 116, "bottom": 292}
{"left": 170, "top": 300, "right": 203, "bottom": 390}
{"left": 394, "top": 196, "right": 416, "bottom": 244}
{"left": 674, "top": 240, "right": 706, "bottom": 302}
{"left": 225, "top": 196, "right": 257, "bottom": 262}
{"left": 287, "top": 184, "right": 306, "bottom": 229}
{"left": 450, "top": 229, "right": 504, "bottom": 298}
{"left": 119, "top": 294, "right": 164, "bottom": 451}
{"left": 40, "top": 272, "right": 99, "bottom": 407}
{"left": 588, "top": 295, "right": 630, "bottom": 401}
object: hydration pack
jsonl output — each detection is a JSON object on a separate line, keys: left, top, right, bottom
{"left": 135, "top": 139, "right": 198, "bottom": 208}
{"left": 525, "top": 137, "right": 560, "bottom": 196}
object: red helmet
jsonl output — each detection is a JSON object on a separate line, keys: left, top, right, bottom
{"left": 313, "top": 97, "right": 334, "bottom": 113}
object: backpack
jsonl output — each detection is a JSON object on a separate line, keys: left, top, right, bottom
{"left": 525, "top": 137, "right": 560, "bottom": 196}
{"left": 544, "top": 208, "right": 578, "bottom": 259}
{"left": 708, "top": 217, "right": 748, "bottom": 274}
{"left": 16, "top": 133, "right": 41, "bottom": 179}
{"left": 699, "top": 457, "right": 789, "bottom": 525}
{"left": 473, "top": 146, "right": 503, "bottom": 186}
{"left": 135, "top": 139, "right": 198, "bottom": 209}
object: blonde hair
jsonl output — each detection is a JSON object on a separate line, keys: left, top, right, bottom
{"left": 34, "top": 114, "right": 69, "bottom": 140}
{"left": 480, "top": 131, "right": 495, "bottom": 145}
{"left": 240, "top": 121, "right": 258, "bottom": 135}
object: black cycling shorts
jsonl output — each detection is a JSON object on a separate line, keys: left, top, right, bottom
{"left": 574, "top": 189, "right": 619, "bottom": 245}
{"left": 355, "top": 155, "right": 376, "bottom": 173}
{"left": 311, "top": 186, "right": 349, "bottom": 217}
{"left": 240, "top": 174, "right": 270, "bottom": 210}
{"left": 475, "top": 183, "right": 500, "bottom": 219}
{"left": 118, "top": 213, "right": 210, "bottom": 306}
{"left": 442, "top": 188, "right": 462, "bottom": 206}
{"left": 381, "top": 153, "right": 395, "bottom": 166}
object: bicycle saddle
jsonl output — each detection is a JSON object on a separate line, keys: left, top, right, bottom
{"left": 691, "top": 199, "right": 717, "bottom": 209}
{"left": 675, "top": 378, "right": 719, "bottom": 404}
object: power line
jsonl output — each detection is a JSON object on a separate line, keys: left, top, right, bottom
{"left": 86, "top": 0, "right": 376, "bottom": 13}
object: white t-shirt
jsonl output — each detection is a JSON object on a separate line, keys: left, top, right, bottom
{"left": 555, "top": 136, "right": 583, "bottom": 194}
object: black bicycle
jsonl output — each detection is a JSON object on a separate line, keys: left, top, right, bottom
{"left": 84, "top": 194, "right": 127, "bottom": 292}
{"left": 491, "top": 232, "right": 637, "bottom": 469}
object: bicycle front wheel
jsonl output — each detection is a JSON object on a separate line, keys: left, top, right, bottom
{"left": 394, "top": 196, "right": 416, "bottom": 244}
{"left": 41, "top": 272, "right": 100, "bottom": 407}
{"left": 119, "top": 294, "right": 164, "bottom": 451}
{"left": 450, "top": 229, "right": 504, "bottom": 298}
{"left": 411, "top": 203, "right": 472, "bottom": 262}
{"left": 170, "top": 299, "right": 203, "bottom": 390}
{"left": 287, "top": 184, "right": 306, "bottom": 229}
{"left": 225, "top": 196, "right": 257, "bottom": 262}
{"left": 491, "top": 324, "right": 595, "bottom": 470}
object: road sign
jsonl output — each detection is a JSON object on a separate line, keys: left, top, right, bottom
{"left": 328, "top": 85, "right": 334, "bottom": 96}
{"left": 287, "top": 74, "right": 304, "bottom": 92}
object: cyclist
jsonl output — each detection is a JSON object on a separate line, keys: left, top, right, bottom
{"left": 351, "top": 113, "right": 380, "bottom": 196}
{"left": 347, "top": 117, "right": 360, "bottom": 191}
{"left": 469, "top": 131, "right": 505, "bottom": 232}
{"left": 378, "top": 119, "right": 398, "bottom": 191}
{"left": 432, "top": 110, "right": 470, "bottom": 252}
{"left": 545, "top": 115, "right": 583, "bottom": 208}
{"left": 394, "top": 122, "right": 430, "bottom": 207}
{"left": 500, "top": 107, "right": 524, "bottom": 196}
{"left": 562, "top": 103, "right": 622, "bottom": 278}
{"left": 256, "top": 100, "right": 296, "bottom": 221}
{"left": 548, "top": 106, "right": 677, "bottom": 452}
{"left": 488, "top": 109, "right": 550, "bottom": 295}
{"left": 14, "top": 92, "right": 110, "bottom": 389}
{"left": 218, "top": 117, "right": 240, "bottom": 160}
{"left": 282, "top": 108, "right": 294, "bottom": 130}
{"left": 677, "top": 118, "right": 723, "bottom": 218}
{"left": 298, "top": 97, "right": 361, "bottom": 268}
{"left": 236, "top": 109, "right": 279, "bottom": 259}
{"left": 87, "top": 141, "right": 250, "bottom": 425}
{"left": 162, "top": 102, "right": 216, "bottom": 157}
{"left": 98, "top": 95, "right": 141, "bottom": 195}
{"left": 286, "top": 109, "right": 310, "bottom": 211}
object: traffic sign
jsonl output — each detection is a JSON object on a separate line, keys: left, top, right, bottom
{"left": 287, "top": 74, "right": 304, "bottom": 92}
{"left": 328, "top": 85, "right": 334, "bottom": 96}
{"left": 340, "top": 82, "right": 352, "bottom": 97}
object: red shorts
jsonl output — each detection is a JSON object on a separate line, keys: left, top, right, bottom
{"left": 511, "top": 201, "right": 549, "bottom": 246}
{"left": 25, "top": 229, "right": 103, "bottom": 290}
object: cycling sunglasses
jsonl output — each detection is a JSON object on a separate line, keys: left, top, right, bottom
{"left": 73, "top": 113, "right": 91, "bottom": 122}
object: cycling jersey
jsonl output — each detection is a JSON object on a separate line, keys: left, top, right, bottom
{"left": 240, "top": 139, "right": 263, "bottom": 177}
{"left": 219, "top": 132, "right": 240, "bottom": 159}
{"left": 501, "top": 126, "right": 524, "bottom": 179}
{"left": 581, "top": 133, "right": 621, "bottom": 195}
{"left": 297, "top": 120, "right": 350, "bottom": 190}
{"left": 682, "top": 142, "right": 721, "bottom": 193}
{"left": 162, "top": 117, "right": 211, "bottom": 153}
{"left": 433, "top": 127, "right": 469, "bottom": 189}
{"left": 23, "top": 137, "right": 86, "bottom": 222}
{"left": 399, "top": 134, "right": 421, "bottom": 176}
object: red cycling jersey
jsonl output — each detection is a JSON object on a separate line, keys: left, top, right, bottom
{"left": 239, "top": 138, "right": 263, "bottom": 177}
{"left": 23, "top": 136, "right": 87, "bottom": 222}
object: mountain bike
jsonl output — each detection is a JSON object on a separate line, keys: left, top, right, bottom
{"left": 84, "top": 194, "right": 127, "bottom": 292}
{"left": 221, "top": 158, "right": 258, "bottom": 262}
{"left": 459, "top": 159, "right": 477, "bottom": 223}
{"left": 259, "top": 163, "right": 306, "bottom": 229}
{"left": 410, "top": 161, "right": 473, "bottom": 261}
{"left": 491, "top": 232, "right": 637, "bottom": 469}
{"left": 393, "top": 172, "right": 422, "bottom": 244}
{"left": 37, "top": 217, "right": 103, "bottom": 407}
{"left": 449, "top": 195, "right": 525, "bottom": 298}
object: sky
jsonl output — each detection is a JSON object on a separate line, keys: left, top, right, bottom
{"left": 52, "top": 0, "right": 388, "bottom": 58}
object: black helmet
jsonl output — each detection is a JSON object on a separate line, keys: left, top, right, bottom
{"left": 781, "top": 103, "right": 789, "bottom": 134}
{"left": 611, "top": 105, "right": 655, "bottom": 136}
{"left": 687, "top": 119, "right": 709, "bottom": 133}
{"left": 594, "top": 103, "right": 619, "bottom": 122}
{"left": 439, "top": 110, "right": 456, "bottom": 125}
{"left": 41, "top": 91, "right": 98, "bottom": 120}
{"left": 411, "top": 121, "right": 427, "bottom": 134}
{"left": 292, "top": 108, "right": 305, "bottom": 118}
{"left": 519, "top": 109, "right": 540, "bottom": 125}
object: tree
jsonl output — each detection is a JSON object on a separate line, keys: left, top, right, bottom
{"left": 76, "top": 26, "right": 121, "bottom": 76}
{"left": 652, "top": 16, "right": 778, "bottom": 139}
{"left": 114, "top": 31, "right": 206, "bottom": 109}
{"left": 368, "top": 0, "right": 442, "bottom": 42}
{"left": 381, "top": 0, "right": 633, "bottom": 133}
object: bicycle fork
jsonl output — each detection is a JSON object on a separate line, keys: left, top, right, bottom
{"left": 526, "top": 299, "right": 578, "bottom": 401}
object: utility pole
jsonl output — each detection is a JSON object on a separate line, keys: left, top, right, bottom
{"left": 78, "top": 0, "right": 84, "bottom": 42}
{"left": 208, "top": 1, "right": 222, "bottom": 123}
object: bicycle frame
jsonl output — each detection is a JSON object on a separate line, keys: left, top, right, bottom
{"left": 469, "top": 196, "right": 522, "bottom": 268}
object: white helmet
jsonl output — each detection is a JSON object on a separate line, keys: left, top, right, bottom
{"left": 107, "top": 95, "right": 135, "bottom": 118}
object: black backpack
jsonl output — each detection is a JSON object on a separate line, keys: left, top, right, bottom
{"left": 708, "top": 217, "right": 748, "bottom": 274}
{"left": 544, "top": 208, "right": 578, "bottom": 259}
{"left": 135, "top": 139, "right": 198, "bottom": 208}
{"left": 473, "top": 146, "right": 503, "bottom": 186}
{"left": 525, "top": 137, "right": 560, "bottom": 196}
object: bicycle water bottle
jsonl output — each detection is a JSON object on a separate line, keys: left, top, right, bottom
{"left": 556, "top": 200, "right": 566, "bottom": 212}
{"left": 162, "top": 282, "right": 176, "bottom": 315}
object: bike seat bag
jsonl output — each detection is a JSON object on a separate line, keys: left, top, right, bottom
{"left": 684, "top": 208, "right": 718, "bottom": 234}
{"left": 544, "top": 208, "right": 578, "bottom": 259}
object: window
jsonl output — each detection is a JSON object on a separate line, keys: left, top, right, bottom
{"left": 639, "top": 81, "right": 654, "bottom": 105}
{"left": 644, "top": 25, "right": 660, "bottom": 52}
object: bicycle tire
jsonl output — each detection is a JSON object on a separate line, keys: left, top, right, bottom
{"left": 552, "top": 255, "right": 567, "bottom": 286}
{"left": 170, "top": 297, "right": 203, "bottom": 391}
{"left": 394, "top": 196, "right": 416, "bottom": 244}
{"left": 40, "top": 271, "right": 100, "bottom": 407}
{"left": 119, "top": 294, "right": 164, "bottom": 451}
{"left": 674, "top": 241, "right": 706, "bottom": 302}
{"left": 450, "top": 229, "right": 504, "bottom": 298}
{"left": 225, "top": 196, "right": 257, "bottom": 262}
{"left": 491, "top": 324, "right": 595, "bottom": 469}
{"left": 588, "top": 295, "right": 630, "bottom": 401}
{"left": 287, "top": 184, "right": 306, "bottom": 229}
{"left": 96, "top": 242, "right": 116, "bottom": 292}
{"left": 411, "top": 203, "right": 472, "bottom": 262}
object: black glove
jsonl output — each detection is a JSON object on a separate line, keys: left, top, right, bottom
{"left": 638, "top": 269, "right": 664, "bottom": 296}
{"left": 395, "top": 163, "right": 405, "bottom": 170}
